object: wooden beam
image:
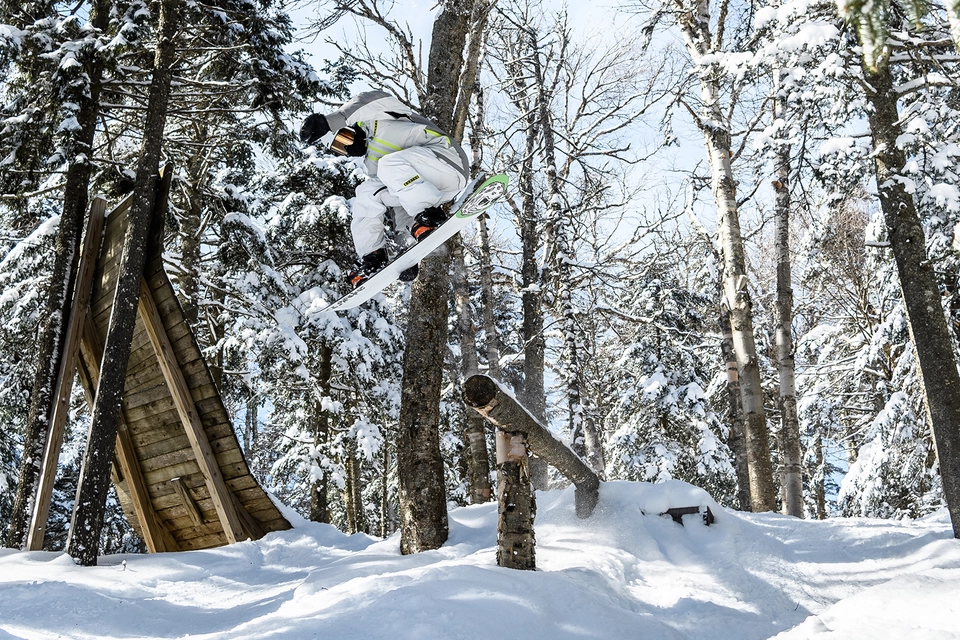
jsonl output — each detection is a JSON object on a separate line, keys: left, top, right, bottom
{"left": 230, "top": 491, "right": 265, "bottom": 540}
{"left": 137, "top": 278, "right": 247, "bottom": 543}
{"left": 27, "top": 198, "right": 107, "bottom": 551}
{"left": 78, "top": 308, "right": 177, "bottom": 553}
{"left": 169, "top": 477, "right": 204, "bottom": 527}
{"left": 464, "top": 374, "right": 601, "bottom": 518}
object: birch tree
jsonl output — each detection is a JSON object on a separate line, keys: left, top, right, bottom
{"left": 630, "top": 0, "right": 777, "bottom": 511}
{"left": 772, "top": 95, "right": 802, "bottom": 518}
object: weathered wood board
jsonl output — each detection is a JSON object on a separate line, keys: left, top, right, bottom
{"left": 77, "top": 192, "right": 291, "bottom": 551}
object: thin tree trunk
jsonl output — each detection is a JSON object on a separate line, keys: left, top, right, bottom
{"left": 207, "top": 286, "right": 226, "bottom": 390}
{"left": 344, "top": 443, "right": 366, "bottom": 534}
{"left": 308, "top": 407, "right": 329, "bottom": 524}
{"left": 814, "top": 430, "right": 827, "bottom": 520}
{"left": 512, "top": 72, "right": 549, "bottom": 490}
{"left": 244, "top": 394, "right": 259, "bottom": 456}
{"left": 865, "top": 64, "right": 960, "bottom": 537}
{"left": 773, "top": 95, "right": 803, "bottom": 518}
{"left": 67, "top": 0, "right": 181, "bottom": 565}
{"left": 309, "top": 345, "right": 333, "bottom": 523}
{"left": 477, "top": 214, "right": 502, "bottom": 379}
{"left": 721, "top": 310, "right": 752, "bottom": 511}
{"left": 178, "top": 151, "right": 204, "bottom": 326}
{"left": 676, "top": 1, "right": 776, "bottom": 511}
{"left": 471, "top": 77, "right": 502, "bottom": 381}
{"left": 5, "top": 0, "right": 109, "bottom": 550}
{"left": 494, "top": 430, "right": 536, "bottom": 570}
{"left": 396, "top": 1, "right": 477, "bottom": 554}
{"left": 527, "top": 26, "right": 604, "bottom": 476}
{"left": 452, "top": 241, "right": 493, "bottom": 503}
{"left": 380, "top": 444, "right": 391, "bottom": 537}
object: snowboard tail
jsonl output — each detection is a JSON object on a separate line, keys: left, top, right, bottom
{"left": 324, "top": 174, "right": 508, "bottom": 312}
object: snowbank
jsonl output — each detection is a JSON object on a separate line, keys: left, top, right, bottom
{"left": 2, "top": 480, "right": 959, "bottom": 639}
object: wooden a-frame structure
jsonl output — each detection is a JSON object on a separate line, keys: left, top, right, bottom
{"left": 26, "top": 169, "right": 290, "bottom": 552}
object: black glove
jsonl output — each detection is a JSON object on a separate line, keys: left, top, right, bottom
{"left": 299, "top": 113, "right": 330, "bottom": 145}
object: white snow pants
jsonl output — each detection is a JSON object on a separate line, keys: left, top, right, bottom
{"left": 350, "top": 146, "right": 467, "bottom": 257}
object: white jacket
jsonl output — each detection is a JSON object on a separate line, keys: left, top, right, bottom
{"left": 325, "top": 91, "right": 469, "bottom": 179}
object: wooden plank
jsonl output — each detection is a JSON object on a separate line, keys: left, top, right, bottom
{"left": 231, "top": 491, "right": 265, "bottom": 539}
{"left": 131, "top": 416, "right": 234, "bottom": 460}
{"left": 135, "top": 435, "right": 248, "bottom": 475}
{"left": 108, "top": 192, "right": 135, "bottom": 224}
{"left": 27, "top": 198, "right": 107, "bottom": 551}
{"left": 136, "top": 432, "right": 192, "bottom": 464}
{"left": 123, "top": 381, "right": 180, "bottom": 412}
{"left": 177, "top": 532, "right": 228, "bottom": 551}
{"left": 125, "top": 406, "right": 185, "bottom": 440}
{"left": 124, "top": 373, "right": 218, "bottom": 411}
{"left": 135, "top": 284, "right": 246, "bottom": 543}
{"left": 143, "top": 461, "right": 203, "bottom": 487}
{"left": 155, "top": 473, "right": 262, "bottom": 541}
{"left": 123, "top": 394, "right": 179, "bottom": 421}
{"left": 156, "top": 502, "right": 220, "bottom": 530}
{"left": 139, "top": 446, "right": 196, "bottom": 474}
{"left": 141, "top": 444, "right": 246, "bottom": 481}
{"left": 125, "top": 401, "right": 232, "bottom": 444}
{"left": 114, "top": 410, "right": 179, "bottom": 553}
{"left": 76, "top": 309, "right": 177, "bottom": 553}
{"left": 123, "top": 379, "right": 221, "bottom": 418}
{"left": 169, "top": 477, "right": 205, "bottom": 527}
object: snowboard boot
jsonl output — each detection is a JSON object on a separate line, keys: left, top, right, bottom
{"left": 398, "top": 264, "right": 419, "bottom": 282}
{"left": 346, "top": 247, "right": 388, "bottom": 289}
{"left": 410, "top": 206, "right": 447, "bottom": 242}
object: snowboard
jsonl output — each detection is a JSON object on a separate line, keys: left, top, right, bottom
{"left": 323, "top": 173, "right": 509, "bottom": 312}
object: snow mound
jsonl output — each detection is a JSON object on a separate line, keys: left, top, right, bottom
{"left": 2, "top": 480, "right": 960, "bottom": 639}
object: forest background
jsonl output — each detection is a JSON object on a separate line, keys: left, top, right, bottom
{"left": 2, "top": 0, "right": 959, "bottom": 555}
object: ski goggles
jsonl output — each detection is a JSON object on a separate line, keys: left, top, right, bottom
{"left": 331, "top": 127, "right": 357, "bottom": 156}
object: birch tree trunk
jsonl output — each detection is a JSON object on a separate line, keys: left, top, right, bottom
{"left": 772, "top": 109, "right": 803, "bottom": 518}
{"left": 675, "top": 0, "right": 777, "bottom": 511}
{"left": 67, "top": 0, "right": 181, "bottom": 565}
{"left": 5, "top": 0, "right": 110, "bottom": 550}
{"left": 721, "top": 310, "right": 752, "bottom": 511}
{"left": 864, "top": 64, "right": 960, "bottom": 537}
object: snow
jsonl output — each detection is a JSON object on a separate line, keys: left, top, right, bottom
{"left": 929, "top": 183, "right": 960, "bottom": 212}
{"left": 2, "top": 481, "right": 959, "bottom": 639}
{"left": 818, "top": 136, "right": 856, "bottom": 157}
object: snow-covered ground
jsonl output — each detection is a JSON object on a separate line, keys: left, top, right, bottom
{"left": 2, "top": 481, "right": 959, "bottom": 639}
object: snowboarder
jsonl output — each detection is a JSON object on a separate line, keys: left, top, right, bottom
{"left": 300, "top": 90, "right": 470, "bottom": 287}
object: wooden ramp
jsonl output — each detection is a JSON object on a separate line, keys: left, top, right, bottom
{"left": 28, "top": 173, "right": 291, "bottom": 552}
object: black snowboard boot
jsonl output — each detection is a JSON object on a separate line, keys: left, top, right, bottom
{"left": 346, "top": 247, "right": 388, "bottom": 289}
{"left": 410, "top": 206, "right": 447, "bottom": 242}
{"left": 398, "top": 264, "right": 419, "bottom": 282}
